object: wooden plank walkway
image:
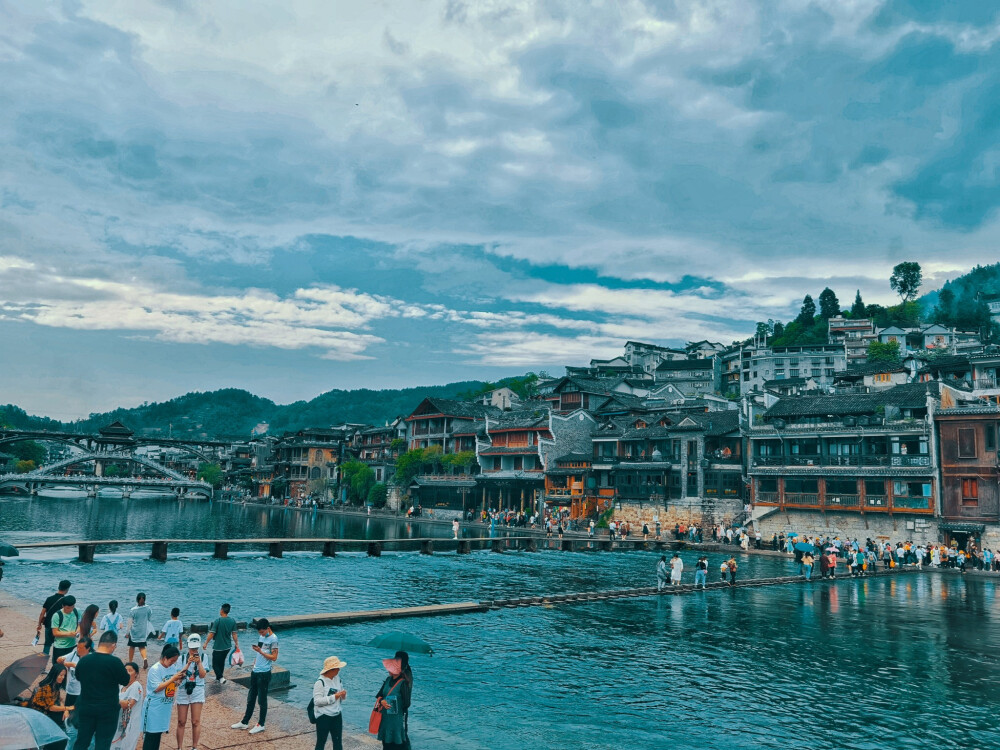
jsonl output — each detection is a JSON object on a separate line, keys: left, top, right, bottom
{"left": 191, "top": 567, "right": 927, "bottom": 632}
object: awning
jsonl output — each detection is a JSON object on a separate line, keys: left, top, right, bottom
{"left": 939, "top": 523, "right": 986, "bottom": 533}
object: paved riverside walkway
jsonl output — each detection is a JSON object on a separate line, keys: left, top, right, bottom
{"left": 0, "top": 590, "right": 378, "bottom": 750}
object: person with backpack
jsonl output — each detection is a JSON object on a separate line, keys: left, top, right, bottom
{"left": 175, "top": 635, "right": 207, "bottom": 750}
{"left": 312, "top": 656, "right": 347, "bottom": 750}
{"left": 51, "top": 595, "right": 80, "bottom": 668}
{"left": 37, "top": 579, "right": 72, "bottom": 657}
{"left": 100, "top": 601, "right": 124, "bottom": 639}
{"left": 727, "top": 556, "right": 738, "bottom": 586}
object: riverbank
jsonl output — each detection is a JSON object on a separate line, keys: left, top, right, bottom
{"left": 0, "top": 589, "right": 378, "bottom": 750}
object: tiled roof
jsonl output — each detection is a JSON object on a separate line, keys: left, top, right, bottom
{"left": 655, "top": 359, "right": 713, "bottom": 371}
{"left": 937, "top": 405, "right": 1000, "bottom": 415}
{"left": 765, "top": 382, "right": 938, "bottom": 418}
{"left": 479, "top": 445, "right": 539, "bottom": 455}
{"left": 488, "top": 409, "right": 550, "bottom": 430}
{"left": 842, "top": 362, "right": 907, "bottom": 376}
{"left": 916, "top": 355, "right": 970, "bottom": 370}
{"left": 553, "top": 452, "right": 592, "bottom": 464}
{"left": 413, "top": 398, "right": 502, "bottom": 419}
{"left": 764, "top": 377, "right": 808, "bottom": 387}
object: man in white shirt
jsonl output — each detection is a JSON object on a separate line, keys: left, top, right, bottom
{"left": 232, "top": 619, "right": 278, "bottom": 735}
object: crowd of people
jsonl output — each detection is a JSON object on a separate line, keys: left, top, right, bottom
{"left": 18, "top": 578, "right": 417, "bottom": 750}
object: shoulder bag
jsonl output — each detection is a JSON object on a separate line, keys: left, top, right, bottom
{"left": 369, "top": 678, "right": 403, "bottom": 735}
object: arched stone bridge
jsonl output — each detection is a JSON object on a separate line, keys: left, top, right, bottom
{"left": 0, "top": 423, "right": 220, "bottom": 499}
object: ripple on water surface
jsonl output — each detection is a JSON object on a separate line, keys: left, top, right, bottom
{"left": 2, "top": 496, "right": 998, "bottom": 749}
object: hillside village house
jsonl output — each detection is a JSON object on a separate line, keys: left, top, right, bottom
{"left": 272, "top": 428, "right": 346, "bottom": 501}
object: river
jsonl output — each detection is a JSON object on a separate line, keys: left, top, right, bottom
{"left": 1, "top": 495, "right": 997, "bottom": 749}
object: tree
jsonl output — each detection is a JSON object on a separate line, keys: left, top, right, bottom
{"left": 933, "top": 287, "right": 955, "bottom": 325}
{"left": 15, "top": 460, "right": 35, "bottom": 473}
{"left": 850, "top": 290, "right": 866, "bottom": 318}
{"left": 351, "top": 465, "right": 375, "bottom": 505}
{"left": 818, "top": 288, "right": 840, "bottom": 319}
{"left": 9, "top": 440, "right": 46, "bottom": 466}
{"left": 197, "top": 462, "right": 223, "bottom": 488}
{"left": 796, "top": 295, "right": 816, "bottom": 327}
{"left": 393, "top": 449, "right": 426, "bottom": 488}
{"left": 368, "top": 482, "right": 388, "bottom": 508}
{"left": 867, "top": 340, "right": 901, "bottom": 363}
{"left": 103, "top": 464, "right": 121, "bottom": 478}
{"left": 421, "top": 445, "right": 443, "bottom": 472}
{"left": 772, "top": 321, "right": 784, "bottom": 339}
{"left": 890, "top": 262, "right": 922, "bottom": 303}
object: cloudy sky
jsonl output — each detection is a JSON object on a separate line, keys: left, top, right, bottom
{"left": 2, "top": 1, "right": 1000, "bottom": 418}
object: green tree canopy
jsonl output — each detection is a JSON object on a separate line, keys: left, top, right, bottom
{"left": 393, "top": 449, "right": 426, "bottom": 488}
{"left": 850, "top": 290, "right": 866, "bottom": 318}
{"left": 933, "top": 287, "right": 955, "bottom": 325}
{"left": 368, "top": 482, "right": 388, "bottom": 508}
{"left": 197, "top": 462, "right": 223, "bottom": 488}
{"left": 867, "top": 340, "right": 901, "bottom": 363}
{"left": 890, "top": 262, "right": 922, "bottom": 303}
{"left": 796, "top": 295, "right": 816, "bottom": 327}
{"left": 15, "top": 459, "right": 36, "bottom": 473}
{"left": 818, "top": 288, "right": 840, "bottom": 319}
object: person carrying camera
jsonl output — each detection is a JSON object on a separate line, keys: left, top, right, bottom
{"left": 175, "top": 634, "right": 207, "bottom": 750}
{"left": 141, "top": 644, "right": 184, "bottom": 750}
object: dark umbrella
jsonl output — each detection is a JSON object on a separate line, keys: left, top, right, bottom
{"left": 0, "top": 542, "right": 18, "bottom": 557}
{"left": 794, "top": 542, "right": 816, "bottom": 554}
{"left": 367, "top": 631, "right": 433, "bottom": 655}
{"left": 0, "top": 705, "right": 67, "bottom": 749}
{"left": 0, "top": 653, "right": 48, "bottom": 704}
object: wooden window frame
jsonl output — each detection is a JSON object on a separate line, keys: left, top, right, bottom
{"left": 958, "top": 428, "right": 977, "bottom": 458}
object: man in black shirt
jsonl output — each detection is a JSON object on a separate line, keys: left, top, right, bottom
{"left": 75, "top": 630, "right": 129, "bottom": 750}
{"left": 36, "top": 578, "right": 71, "bottom": 657}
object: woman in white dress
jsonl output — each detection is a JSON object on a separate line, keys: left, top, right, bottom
{"left": 111, "top": 662, "right": 144, "bottom": 750}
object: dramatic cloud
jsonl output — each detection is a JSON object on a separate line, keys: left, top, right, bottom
{"left": 2, "top": 1, "right": 1000, "bottom": 414}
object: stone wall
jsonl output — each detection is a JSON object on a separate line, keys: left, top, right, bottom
{"left": 611, "top": 496, "right": 742, "bottom": 530}
{"left": 752, "top": 508, "right": 939, "bottom": 543}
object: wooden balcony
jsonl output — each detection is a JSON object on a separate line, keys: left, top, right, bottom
{"left": 755, "top": 490, "right": 930, "bottom": 513}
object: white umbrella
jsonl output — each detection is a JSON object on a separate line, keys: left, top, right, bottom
{"left": 0, "top": 705, "right": 67, "bottom": 750}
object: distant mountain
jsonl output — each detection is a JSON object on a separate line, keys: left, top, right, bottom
{"left": 1, "top": 380, "right": 494, "bottom": 441}
{"left": 920, "top": 262, "right": 1000, "bottom": 311}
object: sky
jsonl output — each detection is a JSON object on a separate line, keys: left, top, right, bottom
{"left": 3, "top": 1, "right": 1000, "bottom": 419}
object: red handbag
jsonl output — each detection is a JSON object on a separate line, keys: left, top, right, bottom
{"left": 369, "top": 678, "right": 404, "bottom": 735}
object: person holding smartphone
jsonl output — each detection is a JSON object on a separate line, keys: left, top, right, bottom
{"left": 141, "top": 644, "right": 185, "bottom": 750}
{"left": 231, "top": 619, "right": 278, "bottom": 735}
{"left": 313, "top": 656, "right": 347, "bottom": 750}
{"left": 176, "top": 635, "right": 207, "bottom": 750}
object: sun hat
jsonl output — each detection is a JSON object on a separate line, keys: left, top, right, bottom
{"left": 320, "top": 656, "right": 347, "bottom": 675}
{"left": 186, "top": 634, "right": 202, "bottom": 649}
{"left": 382, "top": 658, "right": 402, "bottom": 676}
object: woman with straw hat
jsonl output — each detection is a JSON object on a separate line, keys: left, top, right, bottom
{"left": 314, "top": 656, "right": 347, "bottom": 750}
{"left": 374, "top": 658, "right": 410, "bottom": 750}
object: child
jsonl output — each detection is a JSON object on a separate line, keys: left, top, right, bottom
{"left": 720, "top": 560, "right": 729, "bottom": 582}
{"left": 99, "top": 600, "right": 123, "bottom": 637}
{"left": 160, "top": 607, "right": 184, "bottom": 646}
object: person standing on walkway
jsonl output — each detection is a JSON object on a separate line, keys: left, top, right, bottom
{"left": 727, "top": 556, "right": 738, "bottom": 586}
{"left": 159, "top": 608, "right": 183, "bottom": 648}
{"left": 452, "top": 519, "right": 460, "bottom": 539}
{"left": 374, "top": 658, "right": 411, "bottom": 750}
{"left": 313, "top": 656, "right": 347, "bottom": 750}
{"left": 127, "top": 594, "right": 153, "bottom": 670}
{"left": 802, "top": 552, "right": 814, "bottom": 580}
{"left": 656, "top": 556, "right": 668, "bottom": 591}
{"left": 110, "top": 662, "right": 143, "bottom": 750}
{"left": 38, "top": 579, "right": 72, "bottom": 657}
{"left": 203, "top": 603, "right": 239, "bottom": 683}
{"left": 141, "top": 644, "right": 184, "bottom": 750}
{"left": 51, "top": 596, "right": 80, "bottom": 668}
{"left": 75, "top": 630, "right": 130, "bottom": 750}
{"left": 694, "top": 556, "right": 708, "bottom": 589}
{"left": 232, "top": 618, "right": 278, "bottom": 735}
{"left": 669, "top": 553, "right": 683, "bottom": 586}
{"left": 175, "top": 635, "right": 207, "bottom": 750}
{"left": 100, "top": 602, "right": 123, "bottom": 640}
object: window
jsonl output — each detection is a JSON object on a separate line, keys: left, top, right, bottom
{"left": 962, "top": 478, "right": 979, "bottom": 506}
{"left": 958, "top": 428, "right": 977, "bottom": 458}
{"left": 874, "top": 373, "right": 891, "bottom": 384}
{"left": 986, "top": 424, "right": 997, "bottom": 452}
{"left": 790, "top": 369, "right": 799, "bottom": 377}
{"left": 825, "top": 369, "right": 835, "bottom": 377}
